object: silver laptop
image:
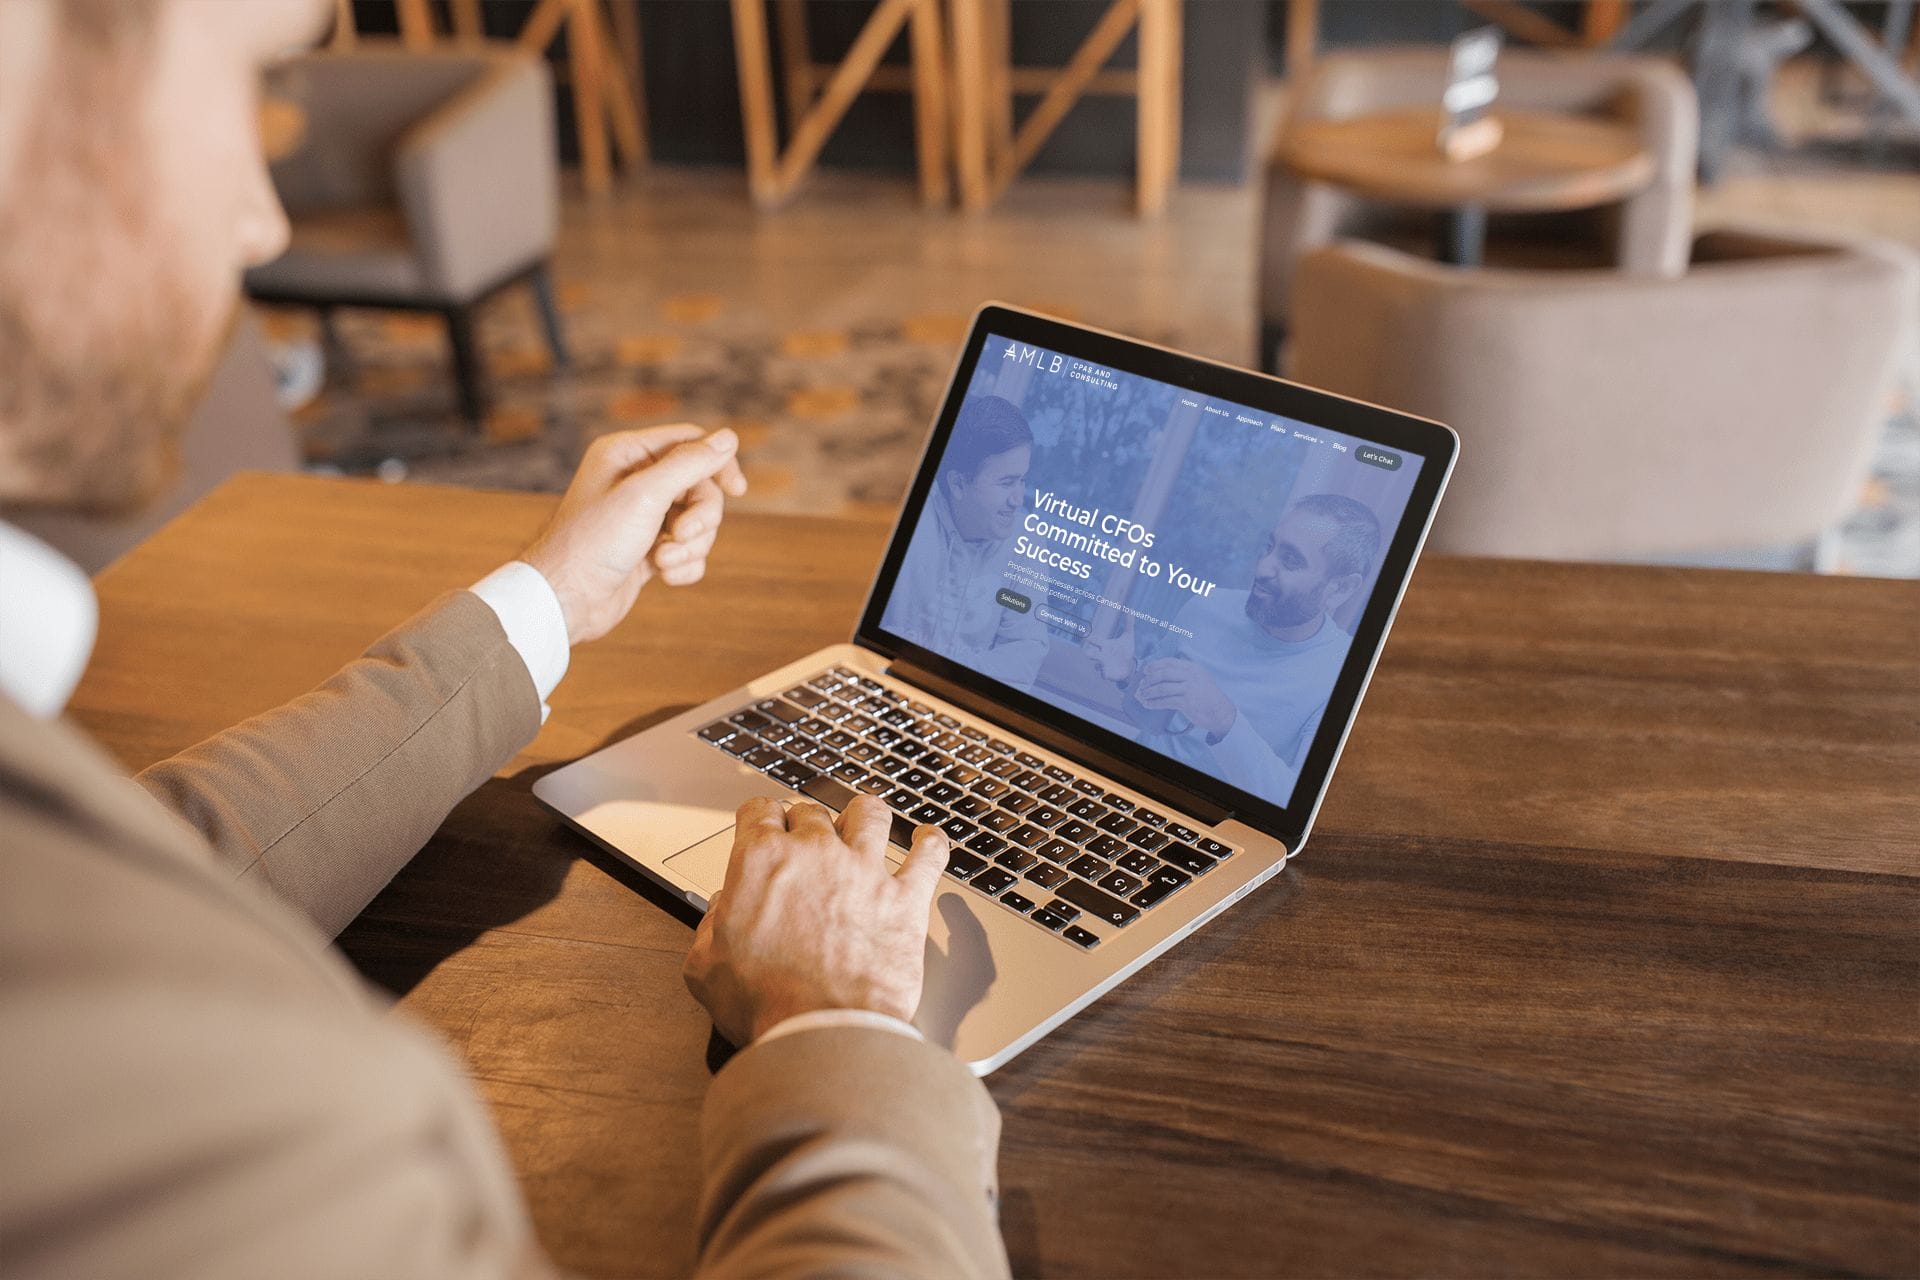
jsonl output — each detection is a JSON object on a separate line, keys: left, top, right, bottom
{"left": 534, "top": 305, "right": 1458, "bottom": 1074}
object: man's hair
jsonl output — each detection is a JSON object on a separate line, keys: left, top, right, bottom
{"left": 942, "top": 395, "right": 1033, "bottom": 481}
{"left": 1291, "top": 493, "right": 1381, "bottom": 581}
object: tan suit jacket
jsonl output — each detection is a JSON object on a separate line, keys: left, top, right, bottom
{"left": 0, "top": 591, "right": 1008, "bottom": 1278}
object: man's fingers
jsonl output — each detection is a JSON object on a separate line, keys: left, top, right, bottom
{"left": 724, "top": 797, "right": 786, "bottom": 894}
{"left": 668, "top": 479, "right": 724, "bottom": 543}
{"left": 582, "top": 424, "right": 708, "bottom": 482}
{"left": 784, "top": 801, "right": 838, "bottom": 839}
{"left": 629, "top": 429, "right": 740, "bottom": 500}
{"left": 716, "top": 455, "right": 748, "bottom": 497}
{"left": 836, "top": 795, "right": 892, "bottom": 860}
{"left": 893, "top": 825, "right": 949, "bottom": 905}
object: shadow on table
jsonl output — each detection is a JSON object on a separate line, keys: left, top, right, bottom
{"left": 337, "top": 704, "right": 699, "bottom": 999}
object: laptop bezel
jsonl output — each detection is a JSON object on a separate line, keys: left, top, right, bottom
{"left": 854, "top": 303, "right": 1457, "bottom": 850}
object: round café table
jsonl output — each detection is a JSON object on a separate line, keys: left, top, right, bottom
{"left": 1278, "top": 107, "right": 1657, "bottom": 266}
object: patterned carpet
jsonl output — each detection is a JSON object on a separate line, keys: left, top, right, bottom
{"left": 273, "top": 286, "right": 1920, "bottom": 577}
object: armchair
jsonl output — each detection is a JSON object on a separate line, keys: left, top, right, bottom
{"left": 245, "top": 43, "right": 564, "bottom": 424}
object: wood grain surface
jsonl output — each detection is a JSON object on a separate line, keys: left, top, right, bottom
{"left": 1279, "top": 108, "right": 1657, "bottom": 212}
{"left": 71, "top": 474, "right": 1920, "bottom": 1277}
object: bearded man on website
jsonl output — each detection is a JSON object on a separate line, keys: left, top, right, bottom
{"left": 0, "top": 2, "right": 1004, "bottom": 1276}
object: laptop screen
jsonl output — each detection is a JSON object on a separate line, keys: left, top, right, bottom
{"left": 873, "top": 330, "right": 1428, "bottom": 813}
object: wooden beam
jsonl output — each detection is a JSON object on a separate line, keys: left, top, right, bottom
{"left": 449, "top": 0, "right": 484, "bottom": 42}
{"left": 568, "top": 0, "right": 612, "bottom": 194}
{"left": 1136, "top": 0, "right": 1176, "bottom": 216}
{"left": 518, "top": 0, "right": 571, "bottom": 54}
{"left": 1581, "top": 0, "right": 1629, "bottom": 46}
{"left": 729, "top": 0, "right": 783, "bottom": 205}
{"left": 908, "top": 0, "right": 952, "bottom": 207}
{"left": 775, "top": 0, "right": 817, "bottom": 134}
{"left": 773, "top": 0, "right": 916, "bottom": 196}
{"left": 1286, "top": 0, "right": 1318, "bottom": 79}
{"left": 395, "top": 0, "right": 435, "bottom": 49}
{"left": 1461, "top": 0, "right": 1582, "bottom": 47}
{"left": 818, "top": 63, "right": 1142, "bottom": 95}
{"left": 607, "top": 0, "right": 649, "bottom": 167}
{"left": 329, "top": 0, "right": 357, "bottom": 49}
{"left": 949, "top": 0, "right": 992, "bottom": 210}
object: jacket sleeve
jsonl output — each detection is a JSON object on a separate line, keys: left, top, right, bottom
{"left": 696, "top": 1027, "right": 1011, "bottom": 1279}
{"left": 135, "top": 590, "right": 542, "bottom": 939}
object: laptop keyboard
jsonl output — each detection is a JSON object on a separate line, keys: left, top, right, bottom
{"left": 693, "top": 665, "right": 1237, "bottom": 950}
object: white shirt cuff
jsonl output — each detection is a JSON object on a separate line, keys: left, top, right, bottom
{"left": 468, "top": 561, "right": 570, "bottom": 722}
{"left": 754, "top": 1009, "right": 924, "bottom": 1048}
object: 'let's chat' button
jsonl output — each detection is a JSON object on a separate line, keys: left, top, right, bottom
{"left": 1356, "top": 446, "right": 1402, "bottom": 471}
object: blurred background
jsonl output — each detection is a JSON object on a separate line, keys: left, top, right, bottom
{"left": 27, "top": 0, "right": 1917, "bottom": 578}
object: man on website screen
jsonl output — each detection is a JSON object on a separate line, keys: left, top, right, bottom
{"left": 883, "top": 335, "right": 1422, "bottom": 809}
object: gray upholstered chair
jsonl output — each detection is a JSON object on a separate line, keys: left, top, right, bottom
{"left": 245, "top": 42, "right": 563, "bottom": 423}
{"left": 3, "top": 312, "right": 299, "bottom": 574}
{"left": 1286, "top": 229, "right": 1919, "bottom": 567}
{"left": 1259, "top": 48, "right": 1700, "bottom": 371}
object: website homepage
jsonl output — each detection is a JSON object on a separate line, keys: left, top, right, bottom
{"left": 879, "top": 334, "right": 1425, "bottom": 810}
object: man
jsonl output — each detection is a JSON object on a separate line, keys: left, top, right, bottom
{"left": 881, "top": 394, "right": 1047, "bottom": 688}
{"left": 1084, "top": 494, "right": 1381, "bottom": 804}
{"left": 0, "top": 2, "right": 1006, "bottom": 1276}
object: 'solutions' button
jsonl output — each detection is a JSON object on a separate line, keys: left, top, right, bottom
{"left": 996, "top": 588, "right": 1031, "bottom": 613}
{"left": 1356, "top": 446, "right": 1402, "bottom": 471}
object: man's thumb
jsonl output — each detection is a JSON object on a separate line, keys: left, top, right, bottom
{"left": 895, "top": 825, "right": 950, "bottom": 905}
{"left": 629, "top": 429, "right": 739, "bottom": 501}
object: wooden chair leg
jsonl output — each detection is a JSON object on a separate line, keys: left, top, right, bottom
{"left": 529, "top": 265, "right": 571, "bottom": 369}
{"left": 444, "top": 305, "right": 488, "bottom": 426}
{"left": 908, "top": 0, "right": 951, "bottom": 207}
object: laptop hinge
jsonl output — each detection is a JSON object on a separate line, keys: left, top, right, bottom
{"left": 886, "top": 658, "right": 1234, "bottom": 826}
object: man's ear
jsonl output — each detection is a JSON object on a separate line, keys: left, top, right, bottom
{"left": 1324, "top": 571, "right": 1364, "bottom": 614}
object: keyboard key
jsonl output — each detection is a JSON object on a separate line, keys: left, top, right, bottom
{"left": 985, "top": 757, "right": 1021, "bottom": 779}
{"left": 910, "top": 802, "right": 945, "bottom": 826}
{"left": 1058, "top": 879, "right": 1140, "bottom": 928}
{"left": 856, "top": 676, "right": 884, "bottom": 692}
{"left": 1055, "top": 820, "right": 1096, "bottom": 844}
{"left": 798, "top": 717, "right": 834, "bottom": 737}
{"left": 1197, "top": 837, "right": 1234, "bottom": 858}
{"left": 868, "top": 726, "right": 902, "bottom": 748}
{"left": 1043, "top": 765, "right": 1073, "bottom": 784}
{"left": 1007, "top": 823, "right": 1045, "bottom": 848}
{"left": 1096, "top": 812, "right": 1138, "bottom": 837}
{"left": 847, "top": 743, "right": 880, "bottom": 763}
{"left": 965, "top": 832, "right": 1007, "bottom": 858}
{"left": 1010, "top": 769, "right": 1045, "bottom": 792}
{"left": 873, "top": 754, "right": 911, "bottom": 777}
{"left": 926, "top": 781, "right": 963, "bottom": 805}
{"left": 1030, "top": 908, "right": 1070, "bottom": 932}
{"left": 816, "top": 702, "right": 854, "bottom": 723}
{"left": 1014, "top": 751, "right": 1045, "bottom": 769}
{"left": 1104, "top": 793, "right": 1136, "bottom": 813}
{"left": 987, "top": 737, "right": 1016, "bottom": 755}
{"left": 1097, "top": 869, "right": 1144, "bottom": 897}
{"left": 971, "top": 868, "right": 1016, "bottom": 896}
{"left": 830, "top": 762, "right": 865, "bottom": 784}
{"left": 1024, "top": 863, "right": 1069, "bottom": 891}
{"left": 994, "top": 849, "right": 1038, "bottom": 873}
{"left": 1063, "top": 925, "right": 1101, "bottom": 949}
{"left": 933, "top": 713, "right": 960, "bottom": 730}
{"left": 1127, "top": 829, "right": 1170, "bottom": 853}
{"left": 883, "top": 709, "right": 915, "bottom": 729}
{"left": 999, "top": 890, "right": 1037, "bottom": 914}
{"left": 981, "top": 810, "right": 1018, "bottom": 833}
{"left": 893, "top": 739, "right": 928, "bottom": 760}
{"left": 1134, "top": 808, "right": 1167, "bottom": 828}
{"left": 932, "top": 731, "right": 965, "bottom": 751}
{"left": 1128, "top": 864, "right": 1192, "bottom": 909}
{"left": 1117, "top": 849, "right": 1159, "bottom": 876}
{"left": 728, "top": 709, "right": 772, "bottom": 733}
{"left": 1038, "top": 784, "right": 1075, "bottom": 807}
{"left": 1066, "top": 798, "right": 1105, "bottom": 822}
{"left": 919, "top": 752, "right": 952, "bottom": 773}
{"left": 756, "top": 722, "right": 795, "bottom": 746}
{"left": 958, "top": 726, "right": 988, "bottom": 743}
{"left": 957, "top": 745, "right": 993, "bottom": 766}
{"left": 945, "top": 850, "right": 986, "bottom": 881}
{"left": 758, "top": 699, "right": 806, "bottom": 724}
{"left": 767, "top": 760, "right": 816, "bottom": 789}
{"left": 1088, "top": 834, "right": 1126, "bottom": 859}
{"left": 945, "top": 764, "right": 982, "bottom": 786}
{"left": 907, "top": 701, "right": 933, "bottom": 715}
{"left": 742, "top": 746, "right": 783, "bottom": 770}
{"left": 941, "top": 816, "right": 977, "bottom": 842}
{"left": 899, "top": 768, "right": 936, "bottom": 790}
{"left": 1027, "top": 806, "right": 1065, "bottom": 828}
{"left": 1072, "top": 779, "right": 1103, "bottom": 796}
{"left": 952, "top": 795, "right": 989, "bottom": 818}
{"left": 787, "top": 686, "right": 828, "bottom": 709}
{"left": 1043, "top": 898, "right": 1080, "bottom": 921}
{"left": 1158, "top": 843, "right": 1218, "bottom": 875}
{"left": 1036, "top": 838, "right": 1076, "bottom": 865}
{"left": 885, "top": 788, "right": 918, "bottom": 811}
{"left": 822, "top": 729, "right": 857, "bottom": 750}
{"left": 844, "top": 714, "right": 877, "bottom": 734}
{"left": 1066, "top": 854, "right": 1107, "bottom": 880}
{"left": 971, "top": 778, "right": 1010, "bottom": 800}
{"left": 1166, "top": 822, "right": 1200, "bottom": 843}
{"left": 856, "top": 775, "right": 891, "bottom": 796}
{"left": 698, "top": 721, "right": 735, "bottom": 743}
{"left": 1003, "top": 793, "right": 1038, "bottom": 815}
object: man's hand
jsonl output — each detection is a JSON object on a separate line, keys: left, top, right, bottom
{"left": 1135, "top": 658, "right": 1238, "bottom": 740}
{"left": 1083, "top": 612, "right": 1136, "bottom": 683}
{"left": 522, "top": 425, "right": 748, "bottom": 644}
{"left": 684, "top": 796, "right": 949, "bottom": 1046}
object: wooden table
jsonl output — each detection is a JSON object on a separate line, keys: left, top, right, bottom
{"left": 71, "top": 473, "right": 1919, "bottom": 1277}
{"left": 1278, "top": 107, "right": 1656, "bottom": 265}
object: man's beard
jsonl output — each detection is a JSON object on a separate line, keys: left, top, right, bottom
{"left": 1245, "top": 578, "right": 1324, "bottom": 631}
{"left": 0, "top": 30, "right": 230, "bottom": 518}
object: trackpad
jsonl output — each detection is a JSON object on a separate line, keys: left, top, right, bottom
{"left": 664, "top": 828, "right": 737, "bottom": 905}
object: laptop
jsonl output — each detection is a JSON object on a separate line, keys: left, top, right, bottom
{"left": 534, "top": 304, "right": 1458, "bottom": 1073}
